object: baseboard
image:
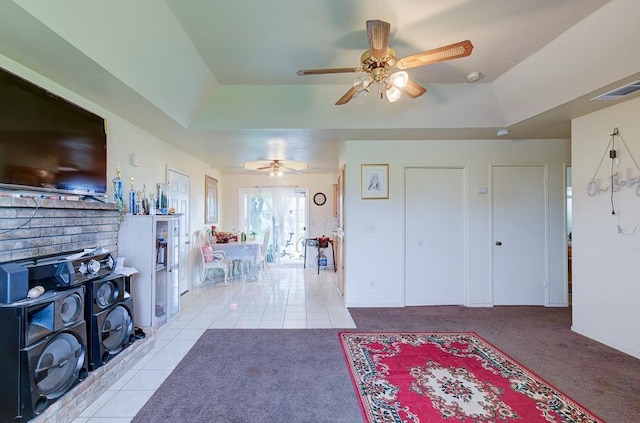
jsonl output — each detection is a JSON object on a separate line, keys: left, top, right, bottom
{"left": 571, "top": 325, "right": 640, "bottom": 360}
{"left": 345, "top": 302, "right": 405, "bottom": 308}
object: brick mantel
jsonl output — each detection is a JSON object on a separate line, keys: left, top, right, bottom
{"left": 0, "top": 195, "right": 120, "bottom": 263}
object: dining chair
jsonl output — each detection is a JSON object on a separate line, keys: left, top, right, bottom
{"left": 257, "top": 227, "right": 271, "bottom": 277}
{"left": 194, "top": 230, "right": 230, "bottom": 285}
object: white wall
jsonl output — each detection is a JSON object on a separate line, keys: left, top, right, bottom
{"left": 344, "top": 139, "right": 570, "bottom": 308}
{"left": 572, "top": 96, "right": 640, "bottom": 359}
{"left": 219, "top": 173, "right": 337, "bottom": 238}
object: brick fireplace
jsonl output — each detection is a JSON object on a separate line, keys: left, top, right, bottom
{"left": 0, "top": 195, "right": 154, "bottom": 422}
{"left": 0, "top": 195, "right": 119, "bottom": 263}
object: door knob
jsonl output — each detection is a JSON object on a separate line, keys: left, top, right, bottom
{"left": 495, "top": 241, "right": 502, "bottom": 246}
{"left": 418, "top": 241, "right": 424, "bottom": 246}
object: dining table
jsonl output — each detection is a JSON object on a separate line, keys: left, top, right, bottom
{"left": 211, "top": 240, "right": 263, "bottom": 280}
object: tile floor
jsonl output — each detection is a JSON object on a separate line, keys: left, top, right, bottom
{"left": 71, "top": 264, "right": 355, "bottom": 422}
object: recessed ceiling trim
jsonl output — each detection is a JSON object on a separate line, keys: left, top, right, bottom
{"left": 591, "top": 80, "right": 640, "bottom": 101}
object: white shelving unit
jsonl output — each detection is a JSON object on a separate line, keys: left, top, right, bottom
{"left": 118, "top": 215, "right": 181, "bottom": 330}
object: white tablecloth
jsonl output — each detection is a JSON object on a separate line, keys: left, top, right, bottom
{"left": 212, "top": 241, "right": 261, "bottom": 261}
{"left": 211, "top": 241, "right": 262, "bottom": 279}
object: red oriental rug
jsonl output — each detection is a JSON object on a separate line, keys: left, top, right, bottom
{"left": 339, "top": 332, "right": 603, "bottom": 423}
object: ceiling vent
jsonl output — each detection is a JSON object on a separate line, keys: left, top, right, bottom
{"left": 591, "top": 80, "right": 640, "bottom": 101}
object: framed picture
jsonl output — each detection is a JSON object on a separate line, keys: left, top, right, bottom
{"left": 361, "top": 164, "right": 389, "bottom": 199}
{"left": 205, "top": 175, "right": 218, "bottom": 224}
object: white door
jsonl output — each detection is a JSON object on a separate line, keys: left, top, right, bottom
{"left": 492, "top": 165, "right": 546, "bottom": 305}
{"left": 405, "top": 167, "right": 465, "bottom": 306}
{"left": 167, "top": 168, "right": 190, "bottom": 294}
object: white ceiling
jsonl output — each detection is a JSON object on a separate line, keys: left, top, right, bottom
{"left": 1, "top": 0, "right": 640, "bottom": 174}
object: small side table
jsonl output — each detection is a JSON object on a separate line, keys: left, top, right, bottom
{"left": 303, "top": 237, "right": 336, "bottom": 274}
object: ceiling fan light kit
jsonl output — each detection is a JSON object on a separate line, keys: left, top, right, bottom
{"left": 353, "top": 76, "right": 370, "bottom": 92}
{"left": 297, "top": 20, "right": 473, "bottom": 106}
{"left": 386, "top": 85, "right": 401, "bottom": 103}
{"left": 351, "top": 72, "right": 407, "bottom": 103}
{"left": 390, "top": 71, "right": 409, "bottom": 88}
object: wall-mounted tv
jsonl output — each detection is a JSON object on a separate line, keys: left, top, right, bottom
{"left": 0, "top": 67, "right": 107, "bottom": 197}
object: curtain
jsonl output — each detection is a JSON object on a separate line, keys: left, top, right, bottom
{"left": 258, "top": 186, "right": 296, "bottom": 262}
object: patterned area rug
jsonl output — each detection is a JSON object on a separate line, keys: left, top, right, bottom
{"left": 340, "top": 332, "right": 603, "bottom": 423}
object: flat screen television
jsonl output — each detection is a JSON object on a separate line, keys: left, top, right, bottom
{"left": 0, "top": 66, "right": 107, "bottom": 197}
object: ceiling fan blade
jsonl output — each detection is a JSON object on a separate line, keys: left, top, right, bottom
{"left": 281, "top": 161, "right": 309, "bottom": 170}
{"left": 366, "top": 20, "right": 391, "bottom": 59}
{"left": 397, "top": 40, "right": 474, "bottom": 69}
{"left": 335, "top": 87, "right": 358, "bottom": 105}
{"left": 297, "top": 67, "right": 361, "bottom": 76}
{"left": 402, "top": 80, "right": 427, "bottom": 98}
{"left": 282, "top": 167, "right": 303, "bottom": 174}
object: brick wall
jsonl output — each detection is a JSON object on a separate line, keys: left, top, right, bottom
{"left": 0, "top": 195, "right": 120, "bottom": 263}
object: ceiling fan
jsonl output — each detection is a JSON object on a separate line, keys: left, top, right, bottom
{"left": 297, "top": 20, "right": 473, "bottom": 105}
{"left": 243, "top": 159, "right": 308, "bottom": 176}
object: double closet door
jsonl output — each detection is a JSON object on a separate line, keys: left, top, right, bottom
{"left": 405, "top": 167, "right": 465, "bottom": 306}
{"left": 404, "top": 165, "right": 547, "bottom": 307}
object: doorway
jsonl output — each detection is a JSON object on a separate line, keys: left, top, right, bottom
{"left": 492, "top": 164, "right": 547, "bottom": 305}
{"left": 239, "top": 187, "right": 309, "bottom": 265}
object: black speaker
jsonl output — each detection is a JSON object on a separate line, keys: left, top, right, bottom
{"left": 0, "top": 262, "right": 29, "bottom": 303}
{"left": 85, "top": 274, "right": 135, "bottom": 371}
{"left": 23, "top": 251, "right": 116, "bottom": 291}
{"left": 0, "top": 285, "right": 88, "bottom": 422}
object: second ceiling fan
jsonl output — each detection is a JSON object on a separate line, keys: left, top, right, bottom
{"left": 297, "top": 20, "right": 473, "bottom": 105}
{"left": 243, "top": 159, "right": 308, "bottom": 176}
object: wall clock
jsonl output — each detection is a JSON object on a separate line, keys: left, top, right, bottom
{"left": 313, "top": 192, "right": 326, "bottom": 206}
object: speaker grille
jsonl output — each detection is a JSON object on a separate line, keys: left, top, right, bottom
{"left": 34, "top": 332, "right": 84, "bottom": 399}
{"left": 101, "top": 305, "right": 133, "bottom": 354}
{"left": 96, "top": 281, "right": 119, "bottom": 308}
{"left": 60, "top": 293, "right": 83, "bottom": 325}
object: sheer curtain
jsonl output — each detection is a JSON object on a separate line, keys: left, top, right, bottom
{"left": 258, "top": 186, "right": 296, "bottom": 262}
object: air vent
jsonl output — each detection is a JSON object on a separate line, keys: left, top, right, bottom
{"left": 591, "top": 80, "right": 640, "bottom": 101}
